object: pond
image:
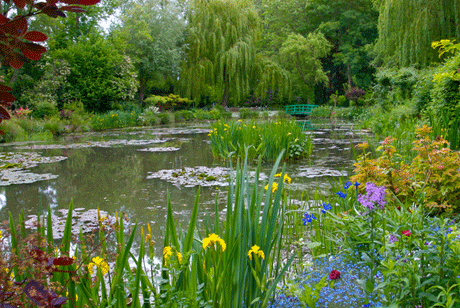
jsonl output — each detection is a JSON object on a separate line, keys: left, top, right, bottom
{"left": 0, "top": 119, "right": 370, "bottom": 252}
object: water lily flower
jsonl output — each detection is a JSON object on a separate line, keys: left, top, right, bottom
{"left": 248, "top": 245, "right": 265, "bottom": 260}
{"left": 202, "top": 233, "right": 226, "bottom": 252}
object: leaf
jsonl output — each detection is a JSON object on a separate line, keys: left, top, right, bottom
{"left": 42, "top": 6, "right": 66, "bottom": 18}
{"left": 0, "top": 91, "right": 15, "bottom": 103}
{"left": 53, "top": 256, "right": 75, "bottom": 266}
{"left": 0, "top": 106, "right": 11, "bottom": 120}
{"left": 60, "top": 5, "right": 87, "bottom": 12}
{"left": 12, "top": 0, "right": 26, "bottom": 8}
{"left": 9, "top": 55, "right": 24, "bottom": 69}
{"left": 23, "top": 31, "right": 48, "bottom": 41}
{"left": 21, "top": 48, "right": 42, "bottom": 60}
{"left": 0, "top": 14, "right": 9, "bottom": 24}
{"left": 0, "top": 85, "right": 13, "bottom": 92}
{"left": 78, "top": 0, "right": 100, "bottom": 5}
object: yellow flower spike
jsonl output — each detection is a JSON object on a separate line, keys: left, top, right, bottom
{"left": 0, "top": 230, "right": 2, "bottom": 239}
{"left": 163, "top": 246, "right": 172, "bottom": 259}
{"left": 145, "top": 223, "right": 153, "bottom": 245}
{"left": 248, "top": 245, "right": 265, "bottom": 260}
{"left": 177, "top": 252, "right": 183, "bottom": 264}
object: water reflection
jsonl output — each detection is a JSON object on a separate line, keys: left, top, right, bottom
{"left": 0, "top": 121, "right": 370, "bottom": 253}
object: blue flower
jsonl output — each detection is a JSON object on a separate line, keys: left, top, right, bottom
{"left": 322, "top": 202, "right": 333, "bottom": 214}
{"left": 336, "top": 191, "right": 347, "bottom": 198}
{"left": 354, "top": 181, "right": 361, "bottom": 187}
{"left": 344, "top": 181, "right": 352, "bottom": 190}
{"left": 302, "top": 213, "right": 317, "bottom": 225}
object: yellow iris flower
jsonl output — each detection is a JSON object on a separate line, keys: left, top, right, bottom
{"left": 88, "top": 256, "right": 109, "bottom": 275}
{"left": 248, "top": 245, "right": 265, "bottom": 260}
{"left": 202, "top": 233, "right": 226, "bottom": 252}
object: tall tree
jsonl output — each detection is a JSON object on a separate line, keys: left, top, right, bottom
{"left": 374, "top": 0, "right": 460, "bottom": 68}
{"left": 180, "top": 0, "right": 261, "bottom": 106}
{"left": 280, "top": 32, "right": 331, "bottom": 103}
{"left": 116, "top": 0, "right": 186, "bottom": 102}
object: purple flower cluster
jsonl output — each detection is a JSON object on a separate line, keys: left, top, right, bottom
{"left": 357, "top": 182, "right": 386, "bottom": 211}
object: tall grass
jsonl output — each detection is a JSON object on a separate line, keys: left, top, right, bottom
{"left": 90, "top": 110, "right": 140, "bottom": 130}
{"left": 209, "top": 119, "right": 312, "bottom": 161}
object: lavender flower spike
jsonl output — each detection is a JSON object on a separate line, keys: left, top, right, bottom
{"left": 358, "top": 182, "right": 386, "bottom": 211}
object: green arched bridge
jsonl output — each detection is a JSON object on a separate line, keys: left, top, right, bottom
{"left": 285, "top": 104, "right": 318, "bottom": 116}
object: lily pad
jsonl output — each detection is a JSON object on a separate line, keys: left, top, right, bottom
{"left": 137, "top": 147, "right": 181, "bottom": 152}
{"left": 0, "top": 152, "right": 67, "bottom": 186}
{"left": 147, "top": 166, "right": 267, "bottom": 188}
{"left": 15, "top": 138, "right": 171, "bottom": 150}
{"left": 295, "top": 166, "right": 348, "bottom": 178}
{"left": 24, "top": 208, "right": 130, "bottom": 239}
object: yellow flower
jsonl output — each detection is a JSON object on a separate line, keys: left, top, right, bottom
{"left": 88, "top": 256, "right": 109, "bottom": 275}
{"left": 264, "top": 182, "right": 278, "bottom": 193}
{"left": 163, "top": 246, "right": 173, "bottom": 259}
{"left": 163, "top": 246, "right": 182, "bottom": 266}
{"left": 274, "top": 173, "right": 291, "bottom": 184}
{"left": 248, "top": 245, "right": 265, "bottom": 260}
{"left": 0, "top": 230, "right": 2, "bottom": 239}
{"left": 202, "top": 233, "right": 226, "bottom": 252}
{"left": 145, "top": 223, "right": 154, "bottom": 245}
{"left": 357, "top": 142, "right": 369, "bottom": 150}
{"left": 66, "top": 292, "right": 78, "bottom": 302}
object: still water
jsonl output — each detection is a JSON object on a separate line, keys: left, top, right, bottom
{"left": 0, "top": 120, "right": 369, "bottom": 250}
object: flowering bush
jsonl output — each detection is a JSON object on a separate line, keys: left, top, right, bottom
{"left": 352, "top": 125, "right": 460, "bottom": 213}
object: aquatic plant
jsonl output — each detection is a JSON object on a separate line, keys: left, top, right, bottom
{"left": 209, "top": 119, "right": 312, "bottom": 161}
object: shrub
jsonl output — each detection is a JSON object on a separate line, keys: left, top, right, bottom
{"left": 0, "top": 120, "right": 26, "bottom": 142}
{"left": 310, "top": 105, "right": 332, "bottom": 117}
{"left": 174, "top": 110, "right": 195, "bottom": 123}
{"left": 351, "top": 125, "right": 460, "bottom": 213}
{"left": 239, "top": 108, "right": 259, "bottom": 119}
{"left": 32, "top": 101, "right": 58, "bottom": 119}
{"left": 144, "top": 94, "right": 193, "bottom": 111}
{"left": 159, "top": 112, "right": 175, "bottom": 124}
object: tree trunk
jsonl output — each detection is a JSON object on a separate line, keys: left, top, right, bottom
{"left": 347, "top": 62, "right": 352, "bottom": 88}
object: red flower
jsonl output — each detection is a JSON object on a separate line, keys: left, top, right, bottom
{"left": 402, "top": 230, "right": 411, "bottom": 237}
{"left": 329, "top": 270, "right": 341, "bottom": 280}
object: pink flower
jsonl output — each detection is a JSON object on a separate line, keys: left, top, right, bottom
{"left": 402, "top": 230, "right": 411, "bottom": 237}
{"left": 329, "top": 270, "right": 341, "bottom": 280}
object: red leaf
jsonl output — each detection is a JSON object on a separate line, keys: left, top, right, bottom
{"left": 0, "top": 92, "right": 15, "bottom": 103}
{"left": 42, "top": 6, "right": 67, "bottom": 18}
{"left": 0, "top": 14, "right": 10, "bottom": 24}
{"left": 23, "top": 31, "right": 48, "bottom": 42}
{"left": 78, "top": 0, "right": 100, "bottom": 5}
{"left": 53, "top": 256, "right": 75, "bottom": 266}
{"left": 22, "top": 48, "right": 42, "bottom": 60}
{"left": 33, "top": 2, "right": 47, "bottom": 10}
{"left": 0, "top": 85, "right": 13, "bottom": 92}
{"left": 8, "top": 56, "right": 23, "bottom": 69}
{"left": 0, "top": 106, "right": 11, "bottom": 120}
{"left": 13, "top": 0, "right": 26, "bottom": 9}
{"left": 60, "top": 0, "right": 80, "bottom": 4}
{"left": 23, "top": 42, "right": 47, "bottom": 53}
{"left": 46, "top": 0, "right": 58, "bottom": 5}
{"left": 60, "top": 5, "right": 87, "bottom": 12}
{"left": 10, "top": 16, "right": 28, "bottom": 35}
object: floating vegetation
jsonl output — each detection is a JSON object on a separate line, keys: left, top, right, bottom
{"left": 23, "top": 208, "right": 130, "bottom": 239}
{"left": 147, "top": 166, "right": 267, "bottom": 188}
{"left": 15, "top": 138, "right": 171, "bottom": 150}
{"left": 137, "top": 147, "right": 181, "bottom": 152}
{"left": 295, "top": 166, "right": 348, "bottom": 178}
{"left": 0, "top": 152, "right": 67, "bottom": 186}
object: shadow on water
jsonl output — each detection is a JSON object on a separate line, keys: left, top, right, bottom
{"left": 0, "top": 120, "right": 371, "bottom": 253}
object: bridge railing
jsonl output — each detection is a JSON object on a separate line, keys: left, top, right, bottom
{"left": 285, "top": 104, "right": 318, "bottom": 116}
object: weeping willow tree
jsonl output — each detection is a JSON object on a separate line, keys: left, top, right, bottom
{"left": 180, "top": 0, "right": 262, "bottom": 106}
{"left": 374, "top": 0, "right": 460, "bottom": 68}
